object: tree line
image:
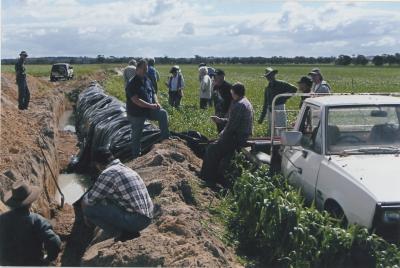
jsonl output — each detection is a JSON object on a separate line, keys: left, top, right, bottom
{"left": 2, "top": 53, "right": 400, "bottom": 66}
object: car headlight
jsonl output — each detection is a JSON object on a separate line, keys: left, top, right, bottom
{"left": 382, "top": 210, "right": 400, "bottom": 224}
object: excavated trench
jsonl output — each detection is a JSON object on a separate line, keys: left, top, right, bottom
{"left": 1, "top": 74, "right": 242, "bottom": 267}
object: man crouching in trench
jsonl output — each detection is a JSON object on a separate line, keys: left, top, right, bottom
{"left": 81, "top": 147, "right": 153, "bottom": 242}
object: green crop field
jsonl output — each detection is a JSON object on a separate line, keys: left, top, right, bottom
{"left": 3, "top": 63, "right": 400, "bottom": 138}
{"left": 105, "top": 64, "right": 400, "bottom": 138}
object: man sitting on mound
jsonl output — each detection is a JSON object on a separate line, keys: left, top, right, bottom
{"left": 81, "top": 147, "right": 153, "bottom": 241}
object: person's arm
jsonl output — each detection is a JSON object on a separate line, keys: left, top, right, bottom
{"left": 179, "top": 75, "right": 185, "bottom": 90}
{"left": 34, "top": 215, "right": 61, "bottom": 262}
{"left": 258, "top": 88, "right": 268, "bottom": 123}
{"left": 156, "top": 70, "right": 160, "bottom": 82}
{"left": 127, "top": 78, "right": 158, "bottom": 110}
{"left": 130, "top": 95, "right": 158, "bottom": 109}
{"left": 221, "top": 103, "right": 243, "bottom": 136}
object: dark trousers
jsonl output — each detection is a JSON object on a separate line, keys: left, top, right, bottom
{"left": 200, "top": 98, "right": 212, "bottom": 109}
{"left": 17, "top": 79, "right": 30, "bottom": 110}
{"left": 168, "top": 91, "right": 182, "bottom": 108}
{"left": 200, "top": 135, "right": 244, "bottom": 184}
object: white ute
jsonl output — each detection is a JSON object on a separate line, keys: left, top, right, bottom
{"left": 251, "top": 94, "right": 400, "bottom": 241}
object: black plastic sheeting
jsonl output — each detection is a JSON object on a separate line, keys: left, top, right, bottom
{"left": 71, "top": 82, "right": 208, "bottom": 172}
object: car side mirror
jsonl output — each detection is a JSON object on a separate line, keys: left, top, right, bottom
{"left": 281, "top": 131, "right": 302, "bottom": 146}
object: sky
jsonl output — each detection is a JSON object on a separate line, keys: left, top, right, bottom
{"left": 1, "top": 0, "right": 400, "bottom": 58}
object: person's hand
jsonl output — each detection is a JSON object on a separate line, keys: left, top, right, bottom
{"left": 155, "top": 102, "right": 161, "bottom": 109}
{"left": 150, "top": 103, "right": 159, "bottom": 110}
{"left": 211, "top": 116, "right": 222, "bottom": 124}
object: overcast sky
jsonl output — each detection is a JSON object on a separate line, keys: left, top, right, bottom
{"left": 2, "top": 0, "right": 400, "bottom": 58}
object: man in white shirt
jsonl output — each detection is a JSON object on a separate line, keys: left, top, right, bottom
{"left": 166, "top": 65, "right": 185, "bottom": 108}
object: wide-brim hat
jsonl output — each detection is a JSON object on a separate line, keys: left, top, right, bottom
{"left": 264, "top": 67, "right": 278, "bottom": 77}
{"left": 19, "top": 51, "right": 28, "bottom": 57}
{"left": 3, "top": 181, "right": 40, "bottom": 208}
{"left": 169, "top": 65, "right": 180, "bottom": 73}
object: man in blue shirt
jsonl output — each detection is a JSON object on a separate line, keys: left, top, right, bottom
{"left": 126, "top": 59, "right": 170, "bottom": 158}
{"left": 0, "top": 181, "right": 61, "bottom": 266}
{"left": 147, "top": 58, "right": 160, "bottom": 94}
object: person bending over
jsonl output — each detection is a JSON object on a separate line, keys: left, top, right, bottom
{"left": 81, "top": 147, "right": 153, "bottom": 242}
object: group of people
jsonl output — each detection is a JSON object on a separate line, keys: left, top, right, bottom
{"left": 2, "top": 55, "right": 332, "bottom": 265}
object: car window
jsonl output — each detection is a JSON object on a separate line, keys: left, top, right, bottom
{"left": 299, "top": 105, "right": 322, "bottom": 154}
{"left": 327, "top": 105, "right": 400, "bottom": 154}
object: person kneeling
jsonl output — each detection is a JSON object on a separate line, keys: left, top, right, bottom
{"left": 200, "top": 82, "right": 254, "bottom": 185}
{"left": 81, "top": 147, "right": 153, "bottom": 242}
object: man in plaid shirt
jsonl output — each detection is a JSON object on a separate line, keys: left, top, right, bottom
{"left": 82, "top": 147, "right": 153, "bottom": 241}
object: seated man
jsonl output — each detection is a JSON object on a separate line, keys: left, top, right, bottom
{"left": 81, "top": 147, "right": 153, "bottom": 241}
{"left": 201, "top": 82, "right": 254, "bottom": 185}
{"left": 0, "top": 181, "right": 61, "bottom": 266}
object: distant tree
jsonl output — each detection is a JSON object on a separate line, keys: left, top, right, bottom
{"left": 335, "top": 55, "right": 352, "bottom": 65}
{"left": 96, "top": 54, "right": 105, "bottom": 64}
{"left": 385, "top": 54, "right": 397, "bottom": 65}
{"left": 352, "top": 55, "right": 369, "bottom": 65}
{"left": 372, "top": 55, "right": 384, "bottom": 66}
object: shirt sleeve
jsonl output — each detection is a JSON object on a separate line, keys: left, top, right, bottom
{"left": 179, "top": 75, "right": 185, "bottom": 90}
{"left": 34, "top": 214, "right": 61, "bottom": 261}
{"left": 221, "top": 103, "right": 243, "bottom": 137}
{"left": 126, "top": 77, "right": 140, "bottom": 99}
{"left": 259, "top": 87, "right": 269, "bottom": 122}
{"left": 86, "top": 171, "right": 115, "bottom": 204}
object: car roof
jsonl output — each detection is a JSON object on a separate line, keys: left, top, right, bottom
{"left": 305, "top": 94, "right": 400, "bottom": 107}
{"left": 52, "top": 63, "right": 69, "bottom": 66}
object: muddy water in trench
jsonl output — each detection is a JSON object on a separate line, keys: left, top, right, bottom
{"left": 57, "top": 109, "right": 87, "bottom": 205}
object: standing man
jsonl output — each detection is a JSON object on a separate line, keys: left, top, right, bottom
{"left": 0, "top": 181, "right": 61, "bottom": 265}
{"left": 15, "top": 51, "right": 30, "bottom": 110}
{"left": 309, "top": 68, "right": 331, "bottom": 93}
{"left": 147, "top": 58, "right": 160, "bottom": 94}
{"left": 201, "top": 82, "right": 254, "bottom": 185}
{"left": 82, "top": 147, "right": 153, "bottom": 242}
{"left": 166, "top": 65, "right": 185, "bottom": 108}
{"left": 258, "top": 67, "right": 297, "bottom": 137}
{"left": 123, "top": 59, "right": 137, "bottom": 87}
{"left": 297, "top": 76, "right": 313, "bottom": 108}
{"left": 126, "top": 59, "right": 170, "bottom": 159}
{"left": 198, "top": 66, "right": 212, "bottom": 109}
{"left": 212, "top": 69, "right": 232, "bottom": 132}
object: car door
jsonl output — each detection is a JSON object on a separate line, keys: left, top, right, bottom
{"left": 283, "top": 105, "right": 324, "bottom": 203}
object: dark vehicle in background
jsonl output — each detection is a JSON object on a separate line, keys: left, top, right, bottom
{"left": 50, "top": 63, "right": 74, "bottom": 81}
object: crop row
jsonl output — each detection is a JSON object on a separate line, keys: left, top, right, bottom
{"left": 221, "top": 154, "right": 400, "bottom": 267}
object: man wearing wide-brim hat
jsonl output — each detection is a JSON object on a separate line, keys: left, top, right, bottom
{"left": 166, "top": 65, "right": 185, "bottom": 108}
{"left": 258, "top": 67, "right": 297, "bottom": 137}
{"left": 15, "top": 51, "right": 31, "bottom": 110}
{"left": 0, "top": 181, "right": 61, "bottom": 266}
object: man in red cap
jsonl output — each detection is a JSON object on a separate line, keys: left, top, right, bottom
{"left": 0, "top": 181, "right": 61, "bottom": 266}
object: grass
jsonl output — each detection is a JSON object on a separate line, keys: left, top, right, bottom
{"left": 3, "top": 63, "right": 400, "bottom": 138}
{"left": 105, "top": 64, "right": 400, "bottom": 138}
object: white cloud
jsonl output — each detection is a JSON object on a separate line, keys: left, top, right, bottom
{"left": 1, "top": 1, "right": 400, "bottom": 58}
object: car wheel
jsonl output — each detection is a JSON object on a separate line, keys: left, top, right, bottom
{"left": 325, "top": 200, "right": 348, "bottom": 227}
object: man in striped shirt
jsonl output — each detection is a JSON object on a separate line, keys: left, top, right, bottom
{"left": 82, "top": 147, "right": 153, "bottom": 241}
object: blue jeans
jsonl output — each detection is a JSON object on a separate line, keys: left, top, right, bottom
{"left": 83, "top": 202, "right": 151, "bottom": 235}
{"left": 128, "top": 108, "right": 170, "bottom": 158}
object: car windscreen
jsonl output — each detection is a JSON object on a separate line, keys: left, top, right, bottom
{"left": 51, "top": 65, "right": 67, "bottom": 73}
{"left": 326, "top": 105, "right": 400, "bottom": 155}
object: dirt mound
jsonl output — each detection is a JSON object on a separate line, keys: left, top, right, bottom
{"left": 78, "top": 140, "right": 241, "bottom": 267}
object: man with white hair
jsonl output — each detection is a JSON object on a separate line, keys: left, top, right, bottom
{"left": 309, "top": 68, "right": 331, "bottom": 93}
{"left": 123, "top": 58, "right": 137, "bottom": 87}
{"left": 198, "top": 66, "right": 212, "bottom": 109}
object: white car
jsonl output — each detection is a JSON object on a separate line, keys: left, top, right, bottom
{"left": 50, "top": 63, "right": 74, "bottom": 81}
{"left": 276, "top": 95, "right": 400, "bottom": 241}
